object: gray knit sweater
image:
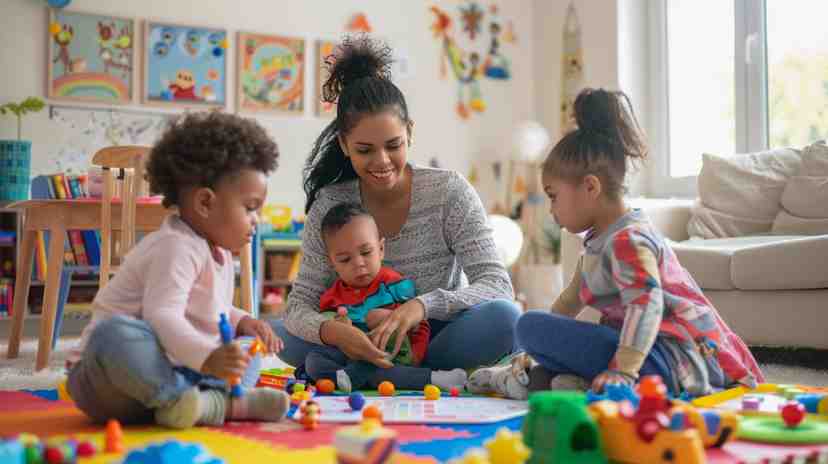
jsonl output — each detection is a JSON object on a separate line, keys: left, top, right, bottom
{"left": 283, "top": 165, "right": 515, "bottom": 344}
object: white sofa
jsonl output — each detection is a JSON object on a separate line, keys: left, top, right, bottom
{"left": 562, "top": 143, "right": 828, "bottom": 349}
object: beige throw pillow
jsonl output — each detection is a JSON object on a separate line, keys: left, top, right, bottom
{"left": 688, "top": 148, "right": 801, "bottom": 238}
{"left": 772, "top": 141, "right": 828, "bottom": 235}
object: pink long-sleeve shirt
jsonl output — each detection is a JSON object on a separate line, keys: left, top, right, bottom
{"left": 70, "top": 214, "right": 248, "bottom": 372}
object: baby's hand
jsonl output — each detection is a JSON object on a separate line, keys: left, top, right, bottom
{"left": 201, "top": 343, "right": 249, "bottom": 380}
{"left": 236, "top": 316, "right": 284, "bottom": 354}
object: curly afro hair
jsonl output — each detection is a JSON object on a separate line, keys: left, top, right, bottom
{"left": 146, "top": 112, "right": 279, "bottom": 208}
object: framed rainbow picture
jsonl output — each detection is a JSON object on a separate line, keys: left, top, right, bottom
{"left": 237, "top": 32, "right": 305, "bottom": 114}
{"left": 315, "top": 39, "right": 339, "bottom": 118}
{"left": 143, "top": 21, "right": 228, "bottom": 109}
{"left": 47, "top": 9, "right": 136, "bottom": 104}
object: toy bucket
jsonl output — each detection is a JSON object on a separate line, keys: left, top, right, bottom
{"left": 0, "top": 140, "right": 31, "bottom": 201}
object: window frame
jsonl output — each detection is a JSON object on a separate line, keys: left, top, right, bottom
{"left": 649, "top": 0, "right": 769, "bottom": 198}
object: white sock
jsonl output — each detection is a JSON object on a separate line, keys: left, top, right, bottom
{"left": 430, "top": 368, "right": 467, "bottom": 391}
{"left": 336, "top": 370, "right": 352, "bottom": 393}
{"left": 155, "top": 388, "right": 225, "bottom": 429}
{"left": 228, "top": 387, "right": 289, "bottom": 422}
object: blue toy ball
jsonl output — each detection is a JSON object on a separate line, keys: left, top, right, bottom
{"left": 160, "top": 90, "right": 173, "bottom": 101}
{"left": 47, "top": 0, "right": 72, "bottom": 8}
{"left": 348, "top": 392, "right": 365, "bottom": 411}
{"left": 212, "top": 47, "right": 224, "bottom": 58}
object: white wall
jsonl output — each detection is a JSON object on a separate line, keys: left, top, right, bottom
{"left": 0, "top": 0, "right": 538, "bottom": 214}
{"left": 532, "top": 0, "right": 652, "bottom": 197}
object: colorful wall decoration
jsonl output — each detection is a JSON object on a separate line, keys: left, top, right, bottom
{"left": 237, "top": 33, "right": 305, "bottom": 114}
{"left": 429, "top": 2, "right": 514, "bottom": 121}
{"left": 143, "top": 22, "right": 228, "bottom": 108}
{"left": 47, "top": 9, "right": 135, "bottom": 104}
{"left": 315, "top": 39, "right": 339, "bottom": 118}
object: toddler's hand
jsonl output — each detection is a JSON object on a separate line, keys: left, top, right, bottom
{"left": 237, "top": 316, "right": 284, "bottom": 354}
{"left": 201, "top": 343, "right": 250, "bottom": 380}
{"left": 591, "top": 370, "right": 635, "bottom": 393}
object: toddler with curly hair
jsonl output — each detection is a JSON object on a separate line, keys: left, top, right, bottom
{"left": 67, "top": 112, "right": 289, "bottom": 429}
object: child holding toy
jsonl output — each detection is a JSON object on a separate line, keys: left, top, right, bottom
{"left": 469, "top": 88, "right": 764, "bottom": 399}
{"left": 67, "top": 112, "right": 290, "bottom": 428}
{"left": 305, "top": 202, "right": 469, "bottom": 392}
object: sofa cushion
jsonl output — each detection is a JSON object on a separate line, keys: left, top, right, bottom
{"left": 688, "top": 148, "right": 801, "bottom": 239}
{"left": 771, "top": 141, "right": 828, "bottom": 234}
{"left": 672, "top": 235, "right": 825, "bottom": 290}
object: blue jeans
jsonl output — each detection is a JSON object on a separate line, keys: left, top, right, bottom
{"left": 67, "top": 315, "right": 236, "bottom": 424}
{"left": 273, "top": 299, "right": 521, "bottom": 389}
{"left": 517, "top": 311, "right": 677, "bottom": 394}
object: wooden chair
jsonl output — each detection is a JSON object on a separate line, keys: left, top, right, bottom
{"left": 92, "top": 145, "right": 150, "bottom": 289}
{"left": 91, "top": 145, "right": 256, "bottom": 312}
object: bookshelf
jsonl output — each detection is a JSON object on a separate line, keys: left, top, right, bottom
{"left": 256, "top": 230, "right": 302, "bottom": 317}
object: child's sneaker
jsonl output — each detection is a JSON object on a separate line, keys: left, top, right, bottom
{"left": 467, "top": 353, "right": 531, "bottom": 400}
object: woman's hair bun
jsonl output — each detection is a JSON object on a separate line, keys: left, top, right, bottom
{"left": 321, "top": 34, "right": 394, "bottom": 103}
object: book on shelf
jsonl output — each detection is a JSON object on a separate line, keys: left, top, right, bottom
{"left": 30, "top": 173, "right": 102, "bottom": 275}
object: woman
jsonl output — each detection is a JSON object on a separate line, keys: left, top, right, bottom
{"left": 270, "top": 36, "right": 520, "bottom": 387}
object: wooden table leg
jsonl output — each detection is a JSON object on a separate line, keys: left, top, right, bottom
{"left": 36, "top": 226, "right": 66, "bottom": 371}
{"left": 6, "top": 229, "right": 36, "bottom": 359}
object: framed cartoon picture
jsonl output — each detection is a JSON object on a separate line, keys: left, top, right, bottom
{"left": 315, "top": 39, "right": 338, "bottom": 118}
{"left": 143, "top": 21, "right": 228, "bottom": 108}
{"left": 47, "top": 9, "right": 136, "bottom": 104}
{"left": 237, "top": 32, "right": 305, "bottom": 114}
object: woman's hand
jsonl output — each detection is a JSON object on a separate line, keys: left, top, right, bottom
{"left": 369, "top": 299, "right": 425, "bottom": 359}
{"left": 591, "top": 370, "right": 635, "bottom": 393}
{"left": 320, "top": 319, "right": 393, "bottom": 369}
{"left": 237, "top": 316, "right": 284, "bottom": 354}
{"left": 364, "top": 308, "right": 393, "bottom": 330}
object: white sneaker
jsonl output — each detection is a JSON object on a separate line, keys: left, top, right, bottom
{"left": 467, "top": 353, "right": 531, "bottom": 400}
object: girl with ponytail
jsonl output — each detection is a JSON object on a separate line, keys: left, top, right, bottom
{"left": 271, "top": 36, "right": 520, "bottom": 390}
{"left": 469, "top": 88, "right": 763, "bottom": 400}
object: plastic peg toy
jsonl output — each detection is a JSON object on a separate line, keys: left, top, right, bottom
{"left": 378, "top": 381, "right": 395, "bottom": 396}
{"left": 363, "top": 404, "right": 383, "bottom": 422}
{"left": 300, "top": 400, "right": 321, "bottom": 430}
{"left": 424, "top": 385, "right": 441, "bottom": 401}
{"left": 105, "top": 419, "right": 124, "bottom": 453}
{"left": 218, "top": 313, "right": 243, "bottom": 397}
{"left": 349, "top": 392, "right": 366, "bottom": 411}
{"left": 76, "top": 440, "right": 96, "bottom": 457}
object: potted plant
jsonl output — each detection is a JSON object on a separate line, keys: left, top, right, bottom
{"left": 0, "top": 97, "right": 45, "bottom": 201}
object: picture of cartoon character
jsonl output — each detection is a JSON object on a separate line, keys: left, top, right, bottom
{"left": 167, "top": 69, "right": 198, "bottom": 100}
{"left": 52, "top": 24, "right": 74, "bottom": 76}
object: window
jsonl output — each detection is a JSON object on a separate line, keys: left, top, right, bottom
{"left": 650, "top": 0, "right": 828, "bottom": 196}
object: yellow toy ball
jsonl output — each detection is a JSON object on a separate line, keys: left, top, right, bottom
{"left": 49, "top": 22, "right": 61, "bottom": 36}
{"left": 424, "top": 384, "right": 441, "bottom": 401}
{"left": 220, "top": 38, "right": 229, "bottom": 49}
{"left": 378, "top": 381, "right": 395, "bottom": 396}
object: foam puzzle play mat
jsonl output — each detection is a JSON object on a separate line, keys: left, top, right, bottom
{"left": 2, "top": 369, "right": 828, "bottom": 463}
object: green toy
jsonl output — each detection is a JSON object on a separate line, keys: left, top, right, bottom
{"left": 522, "top": 391, "right": 607, "bottom": 464}
{"left": 739, "top": 416, "right": 828, "bottom": 444}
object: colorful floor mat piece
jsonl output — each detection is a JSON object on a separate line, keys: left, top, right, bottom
{"left": 4, "top": 390, "right": 828, "bottom": 463}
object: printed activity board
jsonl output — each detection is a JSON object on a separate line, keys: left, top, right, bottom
{"left": 291, "top": 396, "right": 528, "bottom": 424}
{"left": 694, "top": 384, "right": 828, "bottom": 417}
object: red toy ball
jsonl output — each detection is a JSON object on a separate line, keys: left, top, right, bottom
{"left": 781, "top": 401, "right": 806, "bottom": 428}
{"left": 450, "top": 386, "right": 460, "bottom": 397}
